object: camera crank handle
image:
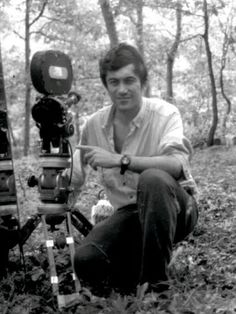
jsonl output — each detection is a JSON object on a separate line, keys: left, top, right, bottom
{"left": 66, "top": 91, "right": 81, "bottom": 107}
{"left": 27, "top": 175, "right": 38, "bottom": 187}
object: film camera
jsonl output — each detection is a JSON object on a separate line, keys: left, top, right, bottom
{"left": 30, "top": 50, "right": 80, "bottom": 155}
{"left": 29, "top": 51, "right": 80, "bottom": 214}
{"left": 28, "top": 50, "right": 92, "bottom": 233}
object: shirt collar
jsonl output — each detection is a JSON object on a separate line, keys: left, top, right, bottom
{"left": 131, "top": 97, "right": 147, "bottom": 128}
{"left": 102, "top": 104, "right": 116, "bottom": 131}
{"left": 102, "top": 97, "right": 147, "bottom": 131}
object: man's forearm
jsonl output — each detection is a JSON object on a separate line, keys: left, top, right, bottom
{"left": 76, "top": 145, "right": 182, "bottom": 180}
{"left": 117, "top": 155, "right": 182, "bottom": 179}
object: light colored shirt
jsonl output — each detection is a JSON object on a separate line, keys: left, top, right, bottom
{"left": 71, "top": 97, "right": 197, "bottom": 210}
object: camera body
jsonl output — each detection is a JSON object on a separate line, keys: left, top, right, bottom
{"left": 30, "top": 50, "right": 80, "bottom": 216}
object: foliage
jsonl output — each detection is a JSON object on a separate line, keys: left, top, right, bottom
{"left": 0, "top": 3, "right": 10, "bottom": 33}
{"left": 0, "top": 146, "right": 236, "bottom": 313}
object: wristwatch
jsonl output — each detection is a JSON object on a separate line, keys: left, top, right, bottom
{"left": 120, "top": 155, "right": 131, "bottom": 175}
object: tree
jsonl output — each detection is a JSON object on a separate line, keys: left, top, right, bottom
{"left": 99, "top": 0, "right": 119, "bottom": 47}
{"left": 202, "top": 0, "right": 218, "bottom": 146}
{"left": 135, "top": 0, "right": 151, "bottom": 96}
{"left": 217, "top": 5, "right": 235, "bottom": 138}
{"left": 131, "top": 0, "right": 144, "bottom": 57}
{"left": 166, "top": 1, "right": 182, "bottom": 103}
{"left": 0, "top": 42, "right": 7, "bottom": 111}
{"left": 219, "top": 26, "right": 232, "bottom": 138}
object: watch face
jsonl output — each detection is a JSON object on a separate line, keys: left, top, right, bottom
{"left": 120, "top": 155, "right": 131, "bottom": 175}
{"left": 122, "top": 155, "right": 130, "bottom": 165}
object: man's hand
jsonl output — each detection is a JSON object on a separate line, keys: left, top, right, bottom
{"left": 76, "top": 145, "right": 121, "bottom": 170}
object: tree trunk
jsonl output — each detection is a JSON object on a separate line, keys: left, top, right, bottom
{"left": 136, "top": 0, "right": 144, "bottom": 57}
{"left": 0, "top": 42, "right": 7, "bottom": 111}
{"left": 24, "top": 0, "right": 31, "bottom": 156}
{"left": 99, "top": 0, "right": 119, "bottom": 47}
{"left": 135, "top": 0, "right": 151, "bottom": 96}
{"left": 203, "top": 0, "right": 218, "bottom": 147}
{"left": 220, "top": 33, "right": 231, "bottom": 138}
{"left": 166, "top": 1, "right": 182, "bottom": 103}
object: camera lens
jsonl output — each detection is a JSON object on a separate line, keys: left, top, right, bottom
{"left": 32, "top": 97, "right": 63, "bottom": 125}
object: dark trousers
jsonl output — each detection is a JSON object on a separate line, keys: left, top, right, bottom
{"left": 74, "top": 169, "right": 198, "bottom": 291}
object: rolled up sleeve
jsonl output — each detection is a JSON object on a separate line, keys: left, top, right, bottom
{"left": 158, "top": 111, "right": 193, "bottom": 179}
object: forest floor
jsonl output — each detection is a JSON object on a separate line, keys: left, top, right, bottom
{"left": 0, "top": 145, "right": 236, "bottom": 314}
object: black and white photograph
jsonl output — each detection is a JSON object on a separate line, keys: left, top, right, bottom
{"left": 0, "top": 0, "right": 236, "bottom": 313}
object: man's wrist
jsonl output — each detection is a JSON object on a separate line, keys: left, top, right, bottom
{"left": 120, "top": 154, "right": 131, "bottom": 175}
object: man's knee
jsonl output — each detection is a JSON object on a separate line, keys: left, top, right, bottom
{"left": 138, "top": 168, "right": 175, "bottom": 192}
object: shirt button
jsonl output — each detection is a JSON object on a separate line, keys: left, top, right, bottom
{"left": 129, "top": 195, "right": 134, "bottom": 199}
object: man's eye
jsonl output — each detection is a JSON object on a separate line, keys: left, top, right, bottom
{"left": 125, "top": 77, "right": 136, "bottom": 84}
{"left": 108, "top": 80, "right": 118, "bottom": 86}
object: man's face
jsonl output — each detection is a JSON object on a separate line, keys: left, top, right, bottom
{"left": 105, "top": 64, "right": 143, "bottom": 115}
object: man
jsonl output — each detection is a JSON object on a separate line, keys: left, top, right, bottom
{"left": 71, "top": 43, "right": 198, "bottom": 294}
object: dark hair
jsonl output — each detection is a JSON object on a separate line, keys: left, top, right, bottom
{"left": 99, "top": 43, "right": 148, "bottom": 88}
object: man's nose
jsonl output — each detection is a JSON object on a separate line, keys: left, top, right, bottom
{"left": 117, "top": 82, "right": 128, "bottom": 94}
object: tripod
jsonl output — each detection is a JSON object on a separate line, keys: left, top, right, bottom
{"left": 27, "top": 150, "right": 93, "bottom": 308}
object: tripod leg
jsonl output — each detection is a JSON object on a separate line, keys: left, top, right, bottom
{"left": 56, "top": 212, "right": 83, "bottom": 309}
{"left": 41, "top": 214, "right": 59, "bottom": 296}
{"left": 66, "top": 211, "right": 81, "bottom": 292}
{"left": 71, "top": 210, "right": 93, "bottom": 236}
